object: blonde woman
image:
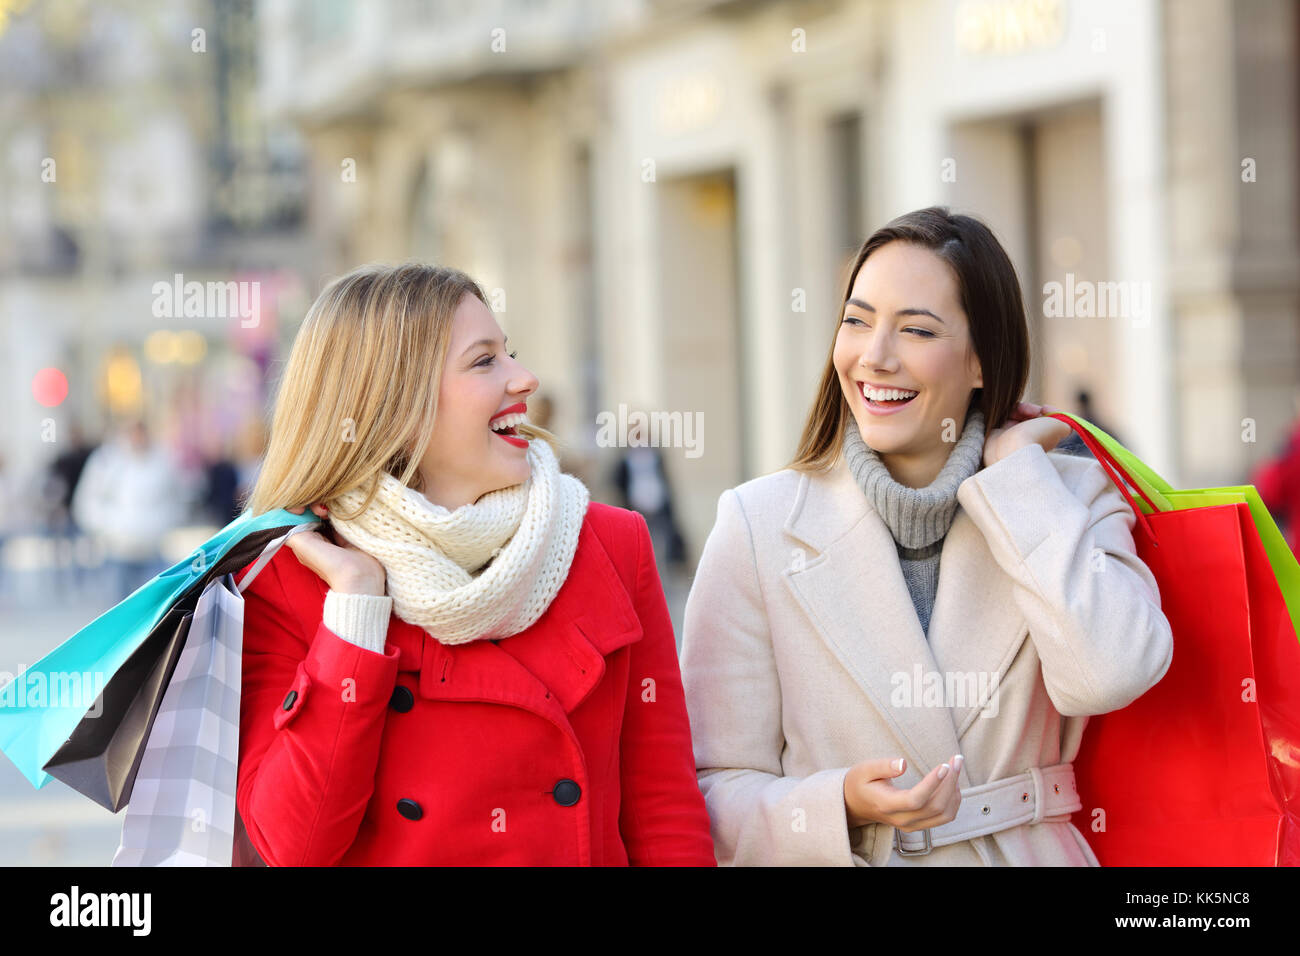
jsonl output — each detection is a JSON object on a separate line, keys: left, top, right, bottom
{"left": 679, "top": 207, "right": 1173, "bottom": 866}
{"left": 236, "top": 263, "right": 715, "bottom": 866}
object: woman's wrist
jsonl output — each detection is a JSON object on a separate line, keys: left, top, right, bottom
{"left": 843, "top": 768, "right": 874, "bottom": 828}
{"left": 334, "top": 573, "right": 386, "bottom": 597}
{"left": 845, "top": 805, "right": 875, "bottom": 828}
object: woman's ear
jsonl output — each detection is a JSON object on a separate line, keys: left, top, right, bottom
{"left": 969, "top": 350, "right": 983, "bottom": 390}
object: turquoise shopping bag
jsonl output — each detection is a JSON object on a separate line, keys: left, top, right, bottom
{"left": 0, "top": 508, "right": 318, "bottom": 790}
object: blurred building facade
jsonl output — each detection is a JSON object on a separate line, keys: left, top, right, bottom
{"left": 258, "top": 0, "right": 1300, "bottom": 563}
{"left": 0, "top": 0, "right": 314, "bottom": 534}
{"left": 4, "top": 0, "right": 1296, "bottom": 567}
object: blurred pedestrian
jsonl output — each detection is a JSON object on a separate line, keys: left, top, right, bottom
{"left": 612, "top": 419, "right": 687, "bottom": 570}
{"left": 1251, "top": 388, "right": 1300, "bottom": 555}
{"left": 72, "top": 418, "right": 187, "bottom": 600}
{"left": 41, "top": 421, "right": 97, "bottom": 592}
{"left": 1055, "top": 387, "right": 1128, "bottom": 458}
{"left": 199, "top": 429, "right": 241, "bottom": 528}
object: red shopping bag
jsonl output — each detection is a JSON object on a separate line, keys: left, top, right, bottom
{"left": 1054, "top": 415, "right": 1300, "bottom": 865}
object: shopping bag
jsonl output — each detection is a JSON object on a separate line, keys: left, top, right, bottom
{"left": 1069, "top": 416, "right": 1300, "bottom": 642}
{"left": 40, "top": 600, "right": 192, "bottom": 812}
{"left": 112, "top": 523, "right": 315, "bottom": 866}
{"left": 111, "top": 572, "right": 243, "bottom": 866}
{"left": 0, "top": 508, "right": 319, "bottom": 793}
{"left": 1049, "top": 413, "right": 1300, "bottom": 865}
{"left": 42, "top": 518, "right": 320, "bottom": 814}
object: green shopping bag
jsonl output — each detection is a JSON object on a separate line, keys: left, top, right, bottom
{"left": 1059, "top": 413, "right": 1300, "bottom": 645}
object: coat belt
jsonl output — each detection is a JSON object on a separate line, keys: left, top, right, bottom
{"left": 893, "top": 762, "right": 1082, "bottom": 855}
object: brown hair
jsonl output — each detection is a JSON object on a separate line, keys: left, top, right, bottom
{"left": 244, "top": 262, "right": 557, "bottom": 520}
{"left": 787, "top": 206, "right": 1030, "bottom": 473}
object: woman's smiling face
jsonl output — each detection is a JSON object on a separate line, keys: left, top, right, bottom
{"left": 416, "top": 293, "right": 538, "bottom": 510}
{"left": 833, "top": 241, "right": 984, "bottom": 489}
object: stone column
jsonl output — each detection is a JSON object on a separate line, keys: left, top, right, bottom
{"left": 1166, "top": 0, "right": 1300, "bottom": 486}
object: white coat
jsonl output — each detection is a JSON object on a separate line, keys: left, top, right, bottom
{"left": 679, "top": 441, "right": 1173, "bottom": 865}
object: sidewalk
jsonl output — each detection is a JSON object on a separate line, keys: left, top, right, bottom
{"left": 0, "top": 577, "right": 126, "bottom": 866}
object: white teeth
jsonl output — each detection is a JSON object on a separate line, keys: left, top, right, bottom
{"left": 860, "top": 383, "right": 919, "bottom": 402}
{"left": 490, "top": 412, "right": 527, "bottom": 432}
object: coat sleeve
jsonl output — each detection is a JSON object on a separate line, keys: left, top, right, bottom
{"left": 956, "top": 442, "right": 1174, "bottom": 717}
{"left": 680, "top": 488, "right": 865, "bottom": 866}
{"left": 236, "top": 554, "right": 401, "bottom": 866}
{"left": 617, "top": 510, "right": 718, "bottom": 866}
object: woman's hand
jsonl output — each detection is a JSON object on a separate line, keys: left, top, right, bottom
{"left": 983, "top": 401, "right": 1073, "bottom": 468}
{"left": 843, "top": 754, "right": 964, "bottom": 831}
{"left": 284, "top": 502, "right": 387, "bottom": 596}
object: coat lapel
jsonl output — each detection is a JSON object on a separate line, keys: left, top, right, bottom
{"left": 924, "top": 502, "right": 1029, "bottom": 738}
{"left": 406, "top": 518, "right": 643, "bottom": 722}
{"left": 780, "top": 459, "right": 1027, "bottom": 773}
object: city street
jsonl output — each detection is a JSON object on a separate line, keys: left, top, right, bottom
{"left": 0, "top": 577, "right": 128, "bottom": 866}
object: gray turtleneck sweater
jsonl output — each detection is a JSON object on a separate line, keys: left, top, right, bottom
{"left": 841, "top": 406, "right": 987, "bottom": 638}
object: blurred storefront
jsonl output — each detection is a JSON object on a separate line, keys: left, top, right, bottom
{"left": 257, "top": 0, "right": 1300, "bottom": 562}
{"left": 1, "top": 0, "right": 313, "bottom": 541}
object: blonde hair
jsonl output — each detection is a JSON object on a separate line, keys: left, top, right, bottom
{"left": 244, "top": 262, "right": 558, "bottom": 521}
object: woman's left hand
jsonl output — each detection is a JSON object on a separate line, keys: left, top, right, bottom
{"left": 983, "top": 401, "right": 1073, "bottom": 468}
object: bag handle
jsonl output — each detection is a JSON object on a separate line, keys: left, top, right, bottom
{"left": 1045, "top": 413, "right": 1162, "bottom": 548}
{"left": 235, "top": 521, "right": 321, "bottom": 594}
{"left": 1054, "top": 412, "right": 1175, "bottom": 508}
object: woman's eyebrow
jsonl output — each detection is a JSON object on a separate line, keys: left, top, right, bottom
{"left": 460, "top": 335, "right": 509, "bottom": 358}
{"left": 845, "top": 298, "right": 946, "bottom": 325}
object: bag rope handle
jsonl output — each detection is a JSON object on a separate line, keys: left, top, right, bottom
{"left": 235, "top": 521, "right": 322, "bottom": 594}
{"left": 1045, "top": 413, "right": 1161, "bottom": 547}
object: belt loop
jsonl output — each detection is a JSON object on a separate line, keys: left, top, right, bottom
{"left": 1028, "top": 766, "right": 1045, "bottom": 824}
{"left": 894, "top": 827, "right": 933, "bottom": 856}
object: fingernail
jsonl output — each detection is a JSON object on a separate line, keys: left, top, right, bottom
{"left": 891, "top": 758, "right": 905, "bottom": 773}
{"left": 954, "top": 754, "right": 964, "bottom": 770}
{"left": 937, "top": 763, "right": 950, "bottom": 780}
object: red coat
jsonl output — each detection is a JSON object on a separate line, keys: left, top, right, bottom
{"left": 234, "top": 502, "right": 717, "bottom": 866}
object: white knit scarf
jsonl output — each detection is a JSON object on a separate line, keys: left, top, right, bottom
{"left": 328, "top": 439, "right": 589, "bottom": 645}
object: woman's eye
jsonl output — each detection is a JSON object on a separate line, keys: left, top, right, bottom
{"left": 841, "top": 317, "right": 932, "bottom": 337}
{"left": 475, "top": 350, "right": 519, "bottom": 368}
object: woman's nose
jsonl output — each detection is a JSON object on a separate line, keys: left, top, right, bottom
{"left": 511, "top": 362, "right": 540, "bottom": 396}
{"left": 861, "top": 329, "right": 899, "bottom": 371}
